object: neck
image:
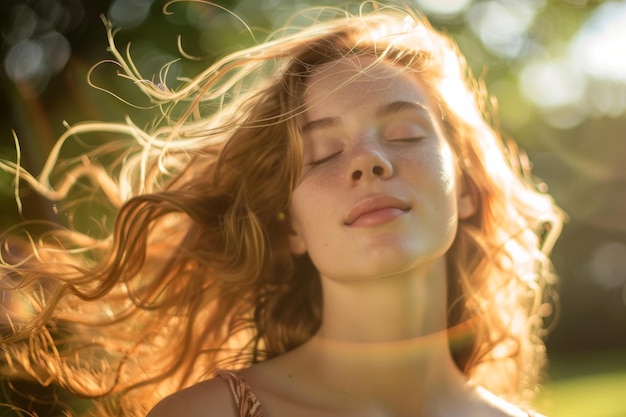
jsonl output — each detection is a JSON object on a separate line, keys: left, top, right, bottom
{"left": 297, "top": 257, "right": 470, "bottom": 412}
{"left": 317, "top": 256, "right": 450, "bottom": 342}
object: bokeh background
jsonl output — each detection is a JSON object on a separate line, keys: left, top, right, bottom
{"left": 0, "top": 0, "right": 625, "bottom": 416}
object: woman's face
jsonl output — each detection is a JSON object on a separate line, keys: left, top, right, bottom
{"left": 288, "top": 56, "right": 474, "bottom": 281}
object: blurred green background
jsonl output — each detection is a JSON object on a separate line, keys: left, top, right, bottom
{"left": 0, "top": 0, "right": 625, "bottom": 416}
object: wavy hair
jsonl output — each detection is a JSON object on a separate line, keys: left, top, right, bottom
{"left": 0, "top": 2, "right": 563, "bottom": 416}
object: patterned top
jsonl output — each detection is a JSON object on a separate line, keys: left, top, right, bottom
{"left": 215, "top": 370, "right": 265, "bottom": 417}
{"left": 214, "top": 370, "right": 537, "bottom": 417}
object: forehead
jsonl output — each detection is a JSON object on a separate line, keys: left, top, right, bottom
{"left": 302, "top": 56, "right": 433, "bottom": 121}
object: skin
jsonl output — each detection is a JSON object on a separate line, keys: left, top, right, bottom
{"left": 147, "top": 57, "right": 536, "bottom": 417}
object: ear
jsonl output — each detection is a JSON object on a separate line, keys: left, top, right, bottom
{"left": 288, "top": 219, "right": 308, "bottom": 255}
{"left": 457, "top": 174, "right": 478, "bottom": 220}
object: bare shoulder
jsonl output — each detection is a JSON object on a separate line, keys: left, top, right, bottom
{"left": 475, "top": 386, "right": 546, "bottom": 417}
{"left": 146, "top": 377, "right": 236, "bottom": 417}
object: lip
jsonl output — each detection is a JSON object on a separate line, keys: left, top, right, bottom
{"left": 344, "top": 194, "right": 411, "bottom": 227}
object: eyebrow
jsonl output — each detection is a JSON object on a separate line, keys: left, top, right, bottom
{"left": 301, "top": 100, "right": 430, "bottom": 134}
{"left": 301, "top": 116, "right": 342, "bottom": 134}
{"left": 376, "top": 100, "right": 429, "bottom": 118}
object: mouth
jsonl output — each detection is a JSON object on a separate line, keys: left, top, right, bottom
{"left": 344, "top": 194, "right": 411, "bottom": 227}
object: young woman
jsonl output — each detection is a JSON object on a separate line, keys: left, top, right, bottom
{"left": 0, "top": 2, "right": 562, "bottom": 416}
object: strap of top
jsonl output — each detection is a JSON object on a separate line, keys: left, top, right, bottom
{"left": 214, "top": 370, "right": 265, "bottom": 417}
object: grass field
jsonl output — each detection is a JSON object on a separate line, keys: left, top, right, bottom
{"left": 537, "top": 350, "right": 626, "bottom": 417}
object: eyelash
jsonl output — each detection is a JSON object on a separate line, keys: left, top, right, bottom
{"left": 309, "top": 151, "right": 342, "bottom": 166}
{"left": 307, "top": 137, "right": 424, "bottom": 166}
{"left": 390, "top": 136, "right": 425, "bottom": 143}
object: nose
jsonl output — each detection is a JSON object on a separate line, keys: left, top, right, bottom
{"left": 348, "top": 143, "right": 393, "bottom": 182}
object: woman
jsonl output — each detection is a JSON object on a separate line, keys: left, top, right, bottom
{"left": 0, "top": 2, "right": 562, "bottom": 416}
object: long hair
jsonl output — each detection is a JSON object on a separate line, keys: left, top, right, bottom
{"left": 0, "top": 3, "right": 563, "bottom": 416}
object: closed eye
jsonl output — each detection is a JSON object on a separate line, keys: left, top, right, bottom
{"left": 389, "top": 137, "right": 425, "bottom": 143}
{"left": 308, "top": 151, "right": 342, "bottom": 166}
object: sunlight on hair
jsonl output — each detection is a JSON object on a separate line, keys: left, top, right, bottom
{"left": 416, "top": 0, "right": 472, "bottom": 18}
{"left": 367, "top": 14, "right": 422, "bottom": 42}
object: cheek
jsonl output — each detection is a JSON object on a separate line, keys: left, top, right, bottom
{"left": 397, "top": 142, "right": 457, "bottom": 194}
{"left": 289, "top": 181, "right": 328, "bottom": 235}
{"left": 438, "top": 142, "right": 458, "bottom": 194}
{"left": 290, "top": 162, "right": 345, "bottom": 217}
{"left": 288, "top": 189, "right": 307, "bottom": 231}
